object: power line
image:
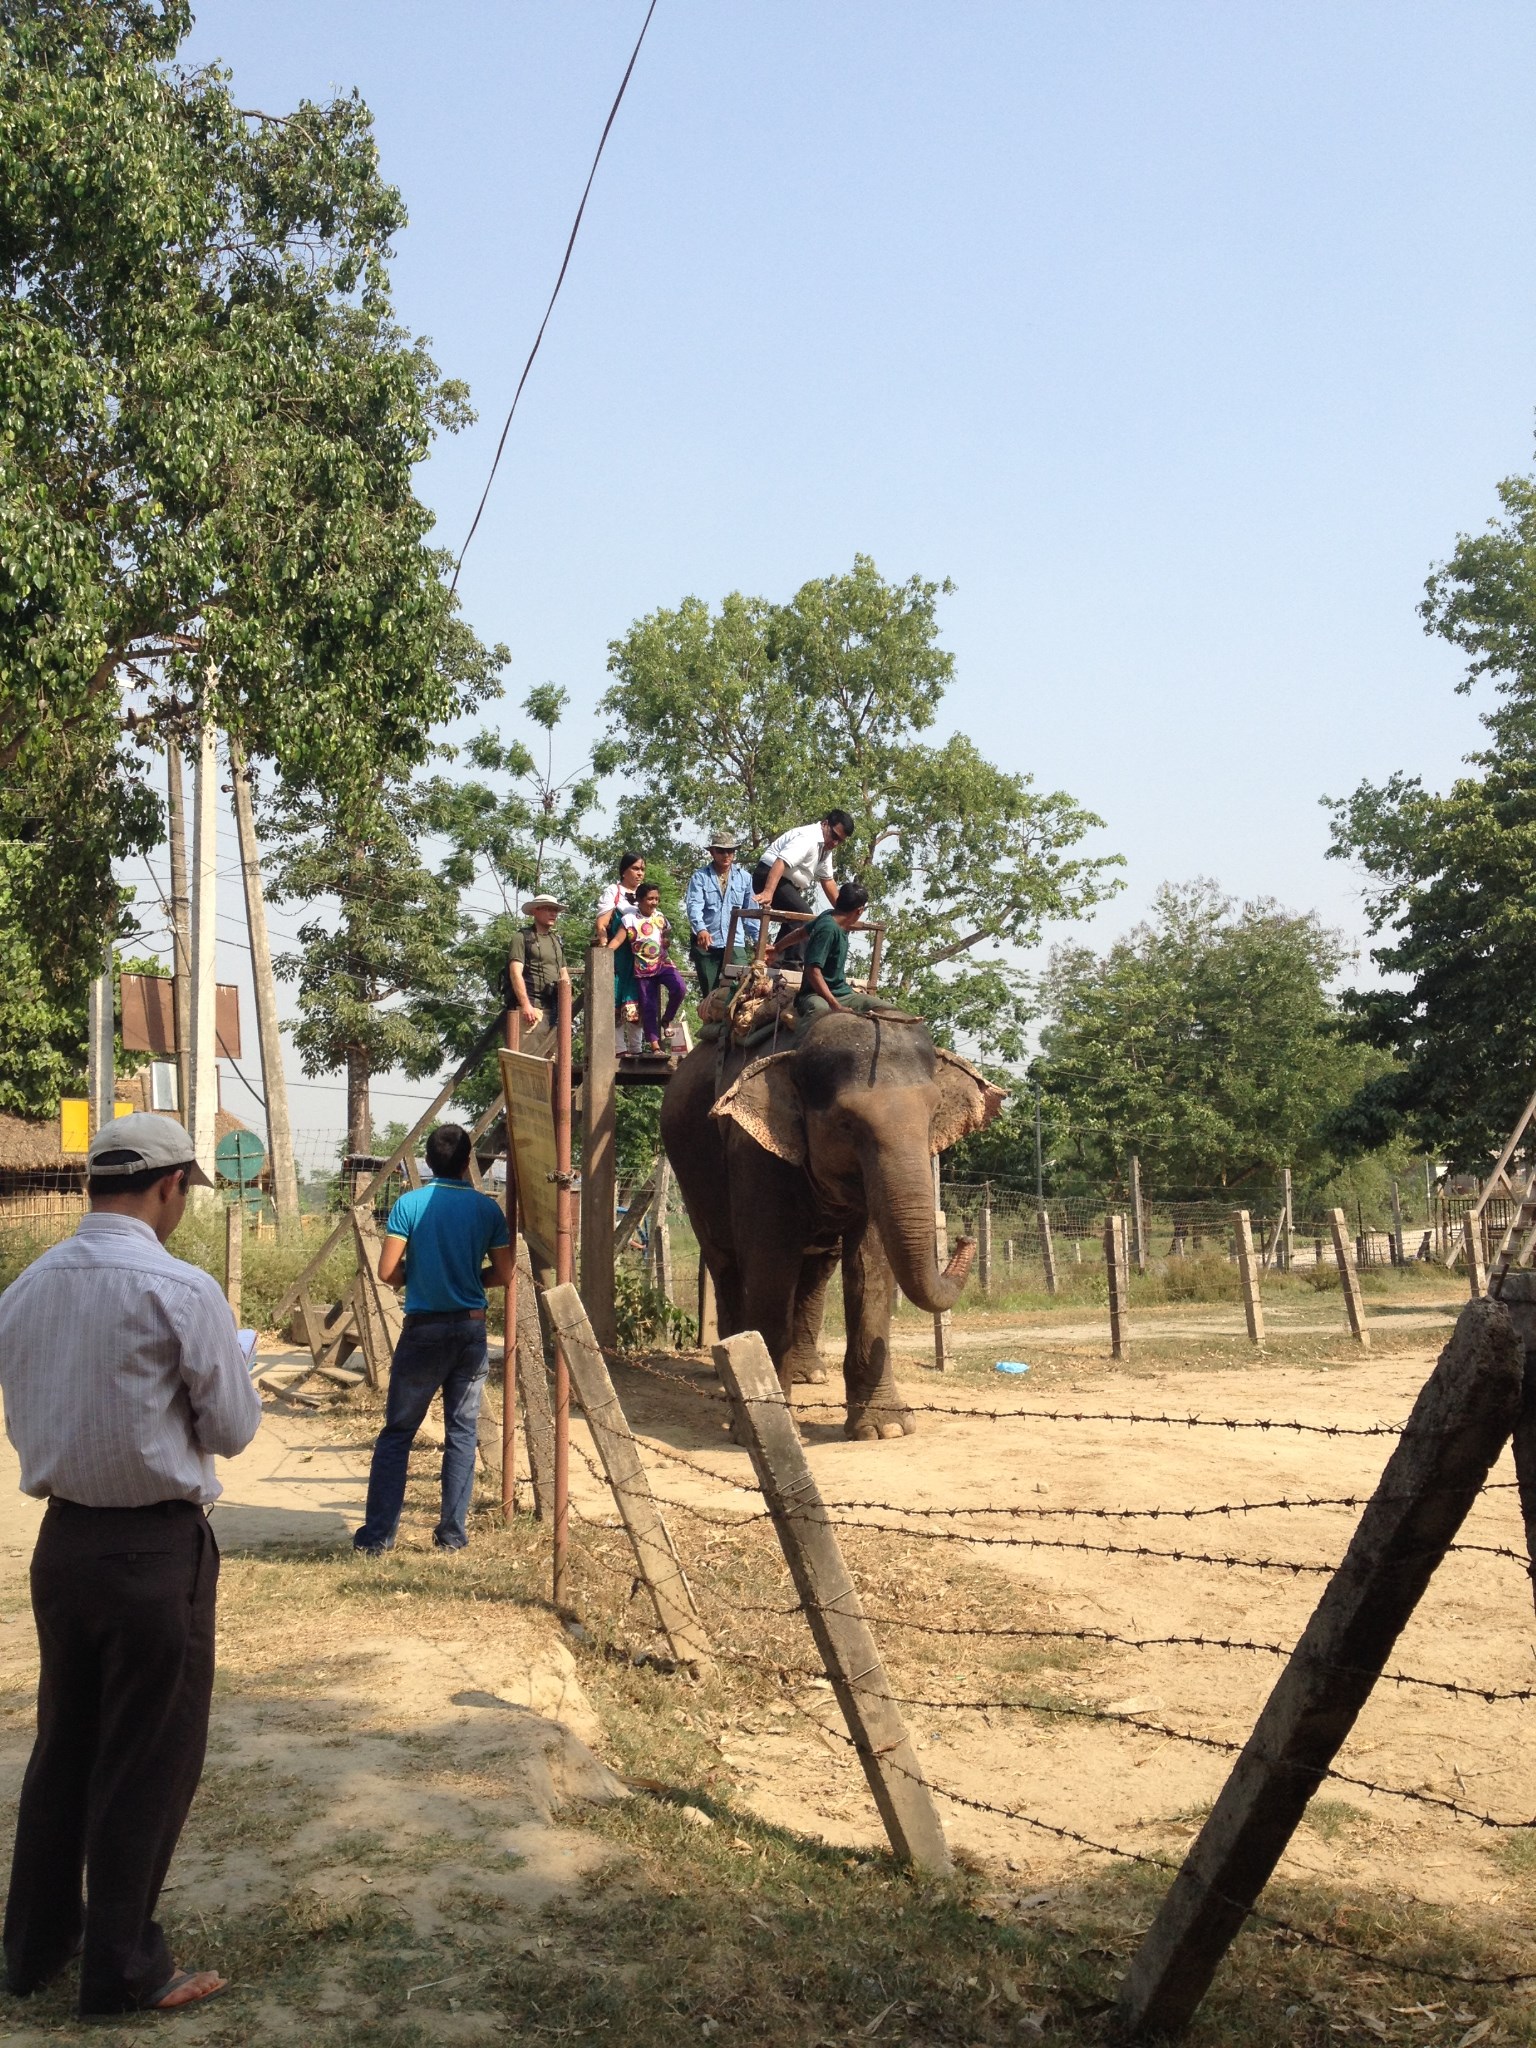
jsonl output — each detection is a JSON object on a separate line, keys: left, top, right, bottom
{"left": 450, "top": 0, "right": 660, "bottom": 593}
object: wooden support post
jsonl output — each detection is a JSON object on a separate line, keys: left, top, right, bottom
{"left": 581, "top": 944, "right": 618, "bottom": 1347}
{"left": 553, "top": 972, "right": 574, "bottom": 1606}
{"left": 1329, "top": 1207, "right": 1370, "bottom": 1348}
{"left": 1464, "top": 1212, "right": 1486, "bottom": 1298}
{"left": 225, "top": 1203, "right": 243, "bottom": 1320}
{"left": 543, "top": 1283, "right": 711, "bottom": 1669}
{"left": 1391, "top": 1179, "right": 1405, "bottom": 1269}
{"left": 649, "top": 1156, "right": 673, "bottom": 1301}
{"left": 1039, "top": 1205, "right": 1058, "bottom": 1296}
{"left": 713, "top": 1331, "right": 951, "bottom": 1872}
{"left": 1105, "top": 1213, "right": 1129, "bottom": 1360}
{"left": 1118, "top": 1297, "right": 1524, "bottom": 2039}
{"left": 697, "top": 1256, "right": 719, "bottom": 1347}
{"left": 932, "top": 1156, "right": 953, "bottom": 1372}
{"left": 514, "top": 1236, "right": 555, "bottom": 1520}
{"left": 230, "top": 737, "right": 299, "bottom": 1229}
{"left": 1232, "top": 1209, "right": 1262, "bottom": 1349}
{"left": 1482, "top": 1271, "right": 1536, "bottom": 1620}
{"left": 351, "top": 1210, "right": 404, "bottom": 1387}
{"left": 977, "top": 1184, "right": 992, "bottom": 1297}
{"left": 1278, "top": 1166, "right": 1293, "bottom": 1273}
{"left": 501, "top": 1008, "right": 520, "bottom": 1521}
{"left": 1130, "top": 1154, "right": 1147, "bottom": 1275}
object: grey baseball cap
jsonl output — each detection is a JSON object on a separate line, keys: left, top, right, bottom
{"left": 87, "top": 1111, "right": 213, "bottom": 1186}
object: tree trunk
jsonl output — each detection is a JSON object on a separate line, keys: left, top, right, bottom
{"left": 229, "top": 738, "right": 300, "bottom": 1229}
{"left": 347, "top": 1049, "right": 372, "bottom": 1160}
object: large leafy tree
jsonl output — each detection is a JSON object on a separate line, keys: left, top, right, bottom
{"left": 0, "top": 0, "right": 501, "bottom": 1113}
{"left": 1034, "top": 882, "right": 1382, "bottom": 1195}
{"left": 1325, "top": 440, "right": 1536, "bottom": 1168}
{"left": 602, "top": 557, "right": 1120, "bottom": 1058}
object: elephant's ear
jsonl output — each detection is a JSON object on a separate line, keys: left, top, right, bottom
{"left": 711, "top": 1051, "right": 806, "bottom": 1166}
{"left": 931, "top": 1049, "right": 1008, "bottom": 1155}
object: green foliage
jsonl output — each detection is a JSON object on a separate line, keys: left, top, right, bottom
{"left": 1035, "top": 881, "right": 1386, "bottom": 1196}
{"left": 602, "top": 556, "right": 1120, "bottom": 1059}
{"left": 1326, "top": 443, "right": 1536, "bottom": 1166}
{"left": 613, "top": 1264, "right": 694, "bottom": 1354}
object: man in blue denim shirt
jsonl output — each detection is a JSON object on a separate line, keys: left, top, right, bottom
{"left": 354, "top": 1125, "right": 512, "bottom": 1555}
{"left": 683, "top": 830, "right": 759, "bottom": 995}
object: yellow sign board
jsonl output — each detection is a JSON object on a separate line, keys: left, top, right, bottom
{"left": 499, "top": 1049, "right": 559, "bottom": 1267}
{"left": 60, "top": 1100, "right": 89, "bottom": 1155}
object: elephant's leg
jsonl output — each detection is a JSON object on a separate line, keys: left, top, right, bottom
{"left": 841, "top": 1219, "right": 914, "bottom": 1440}
{"left": 783, "top": 1250, "right": 839, "bottom": 1385}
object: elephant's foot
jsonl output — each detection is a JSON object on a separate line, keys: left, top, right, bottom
{"left": 788, "top": 1361, "right": 829, "bottom": 1386}
{"left": 843, "top": 1394, "right": 916, "bottom": 1441}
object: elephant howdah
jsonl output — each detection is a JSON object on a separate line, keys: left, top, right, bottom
{"left": 660, "top": 1011, "right": 1005, "bottom": 1439}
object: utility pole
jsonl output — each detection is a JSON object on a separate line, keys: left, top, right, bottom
{"left": 166, "top": 742, "right": 192, "bottom": 1121}
{"left": 1033, "top": 1082, "right": 1044, "bottom": 1202}
{"left": 86, "top": 947, "right": 114, "bottom": 1134}
{"left": 229, "top": 738, "right": 299, "bottom": 1229}
{"left": 187, "top": 710, "right": 220, "bottom": 1199}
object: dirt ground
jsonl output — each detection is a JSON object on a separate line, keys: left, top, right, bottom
{"left": 0, "top": 1283, "right": 1533, "bottom": 2043}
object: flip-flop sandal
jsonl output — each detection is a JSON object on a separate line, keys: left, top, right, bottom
{"left": 145, "top": 1971, "right": 229, "bottom": 2013}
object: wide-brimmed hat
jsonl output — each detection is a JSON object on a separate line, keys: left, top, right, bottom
{"left": 521, "top": 894, "right": 567, "bottom": 914}
{"left": 87, "top": 1111, "right": 213, "bottom": 1186}
{"left": 705, "top": 828, "right": 739, "bottom": 851}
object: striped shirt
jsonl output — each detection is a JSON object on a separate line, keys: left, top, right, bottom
{"left": 0, "top": 1212, "right": 263, "bottom": 1507}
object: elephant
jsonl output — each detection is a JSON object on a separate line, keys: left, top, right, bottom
{"left": 659, "top": 1010, "right": 1005, "bottom": 1438}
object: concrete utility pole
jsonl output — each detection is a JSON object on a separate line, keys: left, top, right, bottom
{"left": 87, "top": 949, "right": 114, "bottom": 1134}
{"left": 187, "top": 712, "right": 220, "bottom": 1199}
{"left": 229, "top": 738, "right": 299, "bottom": 1228}
{"left": 166, "top": 741, "right": 192, "bottom": 1120}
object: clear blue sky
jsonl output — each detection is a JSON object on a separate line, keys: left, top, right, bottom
{"left": 168, "top": 1, "right": 1536, "bottom": 1143}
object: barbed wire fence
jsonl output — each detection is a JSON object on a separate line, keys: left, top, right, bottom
{"left": 531, "top": 1335, "right": 1536, "bottom": 2015}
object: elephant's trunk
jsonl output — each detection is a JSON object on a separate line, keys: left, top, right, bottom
{"left": 867, "top": 1155, "right": 973, "bottom": 1313}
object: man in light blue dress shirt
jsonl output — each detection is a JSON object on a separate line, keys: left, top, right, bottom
{"left": 683, "top": 829, "right": 759, "bottom": 995}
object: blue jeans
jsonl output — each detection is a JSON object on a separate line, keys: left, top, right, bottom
{"left": 355, "top": 1317, "right": 488, "bottom": 1553}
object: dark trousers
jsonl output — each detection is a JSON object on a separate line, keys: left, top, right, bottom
{"left": 689, "top": 943, "right": 745, "bottom": 996}
{"left": 750, "top": 863, "right": 815, "bottom": 952}
{"left": 4, "top": 1499, "right": 217, "bottom": 2014}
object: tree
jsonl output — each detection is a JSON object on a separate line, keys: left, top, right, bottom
{"left": 602, "top": 557, "right": 1120, "bottom": 1058}
{"left": 1034, "top": 881, "right": 1382, "bottom": 1196}
{"left": 265, "top": 772, "right": 462, "bottom": 1157}
{"left": 1326, "top": 441, "right": 1536, "bottom": 1168}
{"left": 0, "top": 0, "right": 503, "bottom": 1111}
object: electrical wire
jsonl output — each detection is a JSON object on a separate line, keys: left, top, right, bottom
{"left": 449, "top": 0, "right": 660, "bottom": 593}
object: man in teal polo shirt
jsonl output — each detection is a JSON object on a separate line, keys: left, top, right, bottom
{"left": 794, "top": 883, "right": 880, "bottom": 1019}
{"left": 354, "top": 1124, "right": 512, "bottom": 1554}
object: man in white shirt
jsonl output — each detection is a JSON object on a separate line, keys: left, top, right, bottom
{"left": 751, "top": 810, "right": 855, "bottom": 955}
{"left": 0, "top": 1114, "right": 262, "bottom": 2019}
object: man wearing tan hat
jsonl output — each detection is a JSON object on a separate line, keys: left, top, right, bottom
{"left": 0, "top": 1113, "right": 262, "bottom": 2018}
{"left": 503, "top": 894, "right": 567, "bottom": 1049}
{"left": 683, "top": 830, "right": 758, "bottom": 996}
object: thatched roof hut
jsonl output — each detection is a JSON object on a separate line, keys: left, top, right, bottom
{"left": 0, "top": 1077, "right": 250, "bottom": 1201}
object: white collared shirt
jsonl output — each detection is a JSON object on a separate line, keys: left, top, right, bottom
{"left": 0, "top": 1212, "right": 262, "bottom": 1506}
{"left": 762, "top": 822, "right": 836, "bottom": 897}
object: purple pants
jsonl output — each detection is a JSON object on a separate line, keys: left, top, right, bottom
{"left": 636, "top": 964, "right": 686, "bottom": 1044}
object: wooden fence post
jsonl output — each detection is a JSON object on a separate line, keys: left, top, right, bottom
{"left": 581, "top": 945, "right": 618, "bottom": 1348}
{"left": 713, "top": 1330, "right": 951, "bottom": 1873}
{"left": 542, "top": 1284, "right": 711, "bottom": 1670}
{"left": 1105, "top": 1214, "right": 1129, "bottom": 1360}
{"left": 1329, "top": 1208, "right": 1370, "bottom": 1348}
{"left": 932, "top": 1157, "right": 953, "bottom": 1371}
{"left": 1038, "top": 1205, "right": 1058, "bottom": 1296}
{"left": 224, "top": 1203, "right": 242, "bottom": 1320}
{"left": 514, "top": 1236, "right": 555, "bottom": 1520}
{"left": 1119, "top": 1298, "right": 1523, "bottom": 2038}
{"left": 1232, "top": 1209, "right": 1263, "bottom": 1349}
{"left": 1130, "top": 1154, "right": 1147, "bottom": 1275}
{"left": 978, "top": 1183, "right": 992, "bottom": 1297}
{"left": 1465, "top": 1211, "right": 1486, "bottom": 1299}
{"left": 697, "top": 1256, "right": 719, "bottom": 1347}
{"left": 1391, "top": 1179, "right": 1405, "bottom": 1268}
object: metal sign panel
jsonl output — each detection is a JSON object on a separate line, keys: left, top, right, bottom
{"left": 499, "top": 1049, "right": 558, "bottom": 1267}
{"left": 119, "top": 975, "right": 242, "bottom": 1057}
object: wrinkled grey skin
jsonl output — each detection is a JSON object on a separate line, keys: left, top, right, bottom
{"left": 660, "top": 1012, "right": 989, "bottom": 1439}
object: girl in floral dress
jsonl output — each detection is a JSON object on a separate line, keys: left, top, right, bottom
{"left": 622, "top": 883, "right": 687, "bottom": 1052}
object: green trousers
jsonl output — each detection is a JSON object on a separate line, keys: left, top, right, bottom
{"left": 795, "top": 990, "right": 882, "bottom": 1022}
{"left": 690, "top": 943, "right": 745, "bottom": 996}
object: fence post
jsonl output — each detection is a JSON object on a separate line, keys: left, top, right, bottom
{"left": 1038, "top": 1205, "right": 1058, "bottom": 1296}
{"left": 697, "top": 1256, "right": 719, "bottom": 1347}
{"left": 1119, "top": 1297, "right": 1523, "bottom": 2039}
{"left": 1232, "top": 1209, "right": 1263, "bottom": 1349}
{"left": 1105, "top": 1214, "right": 1129, "bottom": 1360}
{"left": 713, "top": 1330, "right": 951, "bottom": 1873}
{"left": 978, "top": 1183, "right": 992, "bottom": 1297}
{"left": 649, "top": 1156, "right": 673, "bottom": 1302}
{"left": 1465, "top": 1212, "right": 1486, "bottom": 1299}
{"left": 224, "top": 1203, "right": 242, "bottom": 1320}
{"left": 1278, "top": 1166, "right": 1293, "bottom": 1273}
{"left": 514, "top": 1236, "right": 555, "bottom": 1520}
{"left": 1391, "top": 1180, "right": 1405, "bottom": 1268}
{"left": 1130, "top": 1154, "right": 1147, "bottom": 1275}
{"left": 1328, "top": 1208, "right": 1370, "bottom": 1348}
{"left": 931, "top": 1156, "right": 953, "bottom": 1371}
{"left": 542, "top": 1283, "right": 711, "bottom": 1671}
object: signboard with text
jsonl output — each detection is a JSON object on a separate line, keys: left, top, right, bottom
{"left": 498, "top": 1049, "right": 559, "bottom": 1267}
